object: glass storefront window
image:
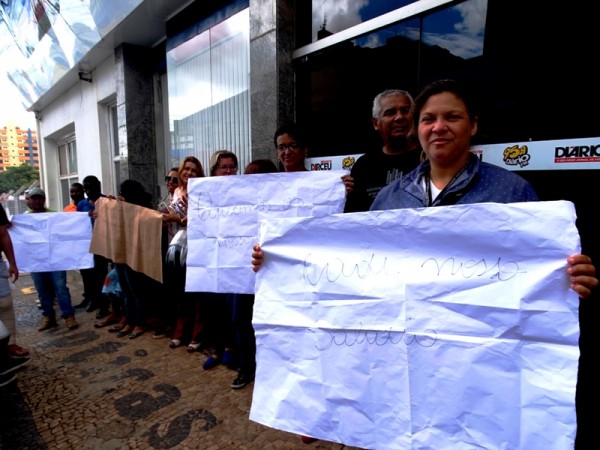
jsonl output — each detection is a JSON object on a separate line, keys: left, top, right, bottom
{"left": 167, "top": 8, "right": 250, "bottom": 170}
{"left": 297, "top": 0, "right": 492, "bottom": 157}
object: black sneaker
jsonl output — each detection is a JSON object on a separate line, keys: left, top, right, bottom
{"left": 0, "top": 372, "right": 16, "bottom": 387}
{"left": 0, "top": 356, "right": 30, "bottom": 376}
{"left": 231, "top": 373, "right": 254, "bottom": 389}
{"left": 74, "top": 299, "right": 90, "bottom": 309}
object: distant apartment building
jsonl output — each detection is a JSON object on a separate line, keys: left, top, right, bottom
{"left": 0, "top": 123, "right": 38, "bottom": 171}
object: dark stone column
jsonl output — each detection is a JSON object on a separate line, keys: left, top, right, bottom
{"left": 114, "top": 43, "right": 159, "bottom": 202}
{"left": 249, "top": 0, "right": 295, "bottom": 162}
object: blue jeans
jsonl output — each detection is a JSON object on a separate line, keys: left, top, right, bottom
{"left": 30, "top": 271, "right": 74, "bottom": 319}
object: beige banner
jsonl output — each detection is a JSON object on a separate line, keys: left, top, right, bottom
{"left": 89, "top": 197, "right": 163, "bottom": 283}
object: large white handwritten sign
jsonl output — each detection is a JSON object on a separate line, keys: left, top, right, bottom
{"left": 185, "top": 171, "right": 347, "bottom": 293}
{"left": 9, "top": 212, "right": 93, "bottom": 272}
{"left": 250, "top": 201, "right": 581, "bottom": 450}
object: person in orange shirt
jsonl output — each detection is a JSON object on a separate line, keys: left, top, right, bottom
{"left": 63, "top": 182, "right": 95, "bottom": 316}
{"left": 63, "top": 182, "right": 85, "bottom": 212}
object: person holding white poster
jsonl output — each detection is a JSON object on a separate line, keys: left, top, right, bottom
{"left": 369, "top": 79, "right": 597, "bottom": 296}
{"left": 25, "top": 188, "right": 79, "bottom": 331}
{"left": 254, "top": 81, "right": 597, "bottom": 295}
{"left": 202, "top": 150, "right": 240, "bottom": 368}
{"left": 251, "top": 80, "right": 598, "bottom": 447}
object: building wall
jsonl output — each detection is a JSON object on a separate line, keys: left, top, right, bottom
{"left": 36, "top": 0, "right": 289, "bottom": 209}
{"left": 36, "top": 55, "right": 117, "bottom": 210}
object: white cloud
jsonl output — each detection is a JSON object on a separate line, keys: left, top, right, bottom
{"left": 0, "top": 74, "right": 36, "bottom": 130}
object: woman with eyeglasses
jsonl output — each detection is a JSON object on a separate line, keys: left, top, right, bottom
{"left": 275, "top": 123, "right": 308, "bottom": 173}
{"left": 164, "top": 168, "right": 179, "bottom": 199}
{"left": 150, "top": 167, "right": 182, "bottom": 339}
{"left": 275, "top": 124, "right": 354, "bottom": 194}
{"left": 201, "top": 150, "right": 241, "bottom": 368}
{"left": 210, "top": 150, "right": 239, "bottom": 176}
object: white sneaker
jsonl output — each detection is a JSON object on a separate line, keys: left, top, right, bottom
{"left": 0, "top": 372, "right": 16, "bottom": 387}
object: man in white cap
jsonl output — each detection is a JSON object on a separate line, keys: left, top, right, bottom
{"left": 26, "top": 188, "right": 79, "bottom": 331}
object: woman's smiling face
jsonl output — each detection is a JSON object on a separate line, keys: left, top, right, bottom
{"left": 418, "top": 91, "right": 477, "bottom": 168}
{"left": 181, "top": 161, "right": 200, "bottom": 184}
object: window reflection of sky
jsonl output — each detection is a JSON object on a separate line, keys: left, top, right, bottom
{"left": 312, "top": 0, "right": 415, "bottom": 39}
{"left": 167, "top": 9, "right": 249, "bottom": 129}
{"left": 423, "top": 0, "right": 486, "bottom": 59}
{"left": 0, "top": 0, "right": 129, "bottom": 106}
{"left": 314, "top": 0, "right": 487, "bottom": 60}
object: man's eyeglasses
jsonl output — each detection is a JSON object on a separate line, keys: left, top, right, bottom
{"left": 277, "top": 143, "right": 299, "bottom": 152}
{"left": 165, "top": 176, "right": 178, "bottom": 184}
{"left": 217, "top": 165, "right": 238, "bottom": 171}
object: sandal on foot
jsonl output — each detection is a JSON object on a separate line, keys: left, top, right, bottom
{"left": 8, "top": 344, "right": 29, "bottom": 358}
{"left": 94, "top": 317, "right": 119, "bottom": 329}
{"left": 117, "top": 327, "right": 132, "bottom": 338}
{"left": 108, "top": 322, "right": 126, "bottom": 333}
{"left": 169, "top": 339, "right": 182, "bottom": 349}
{"left": 186, "top": 342, "right": 201, "bottom": 353}
{"left": 128, "top": 329, "right": 145, "bottom": 340}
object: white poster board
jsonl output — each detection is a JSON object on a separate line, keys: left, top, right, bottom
{"left": 9, "top": 212, "right": 93, "bottom": 272}
{"left": 185, "top": 171, "right": 347, "bottom": 294}
{"left": 250, "top": 200, "right": 580, "bottom": 450}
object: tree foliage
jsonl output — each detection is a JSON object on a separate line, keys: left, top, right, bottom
{"left": 0, "top": 164, "right": 40, "bottom": 194}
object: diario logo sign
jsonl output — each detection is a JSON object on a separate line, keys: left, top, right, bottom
{"left": 503, "top": 145, "right": 530, "bottom": 168}
{"left": 342, "top": 156, "right": 356, "bottom": 170}
{"left": 555, "top": 144, "right": 600, "bottom": 163}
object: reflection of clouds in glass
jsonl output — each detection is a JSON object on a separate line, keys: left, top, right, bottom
{"left": 313, "top": 0, "right": 486, "bottom": 60}
{"left": 454, "top": 0, "right": 487, "bottom": 36}
{"left": 423, "top": 32, "right": 483, "bottom": 60}
{"left": 90, "top": 0, "right": 142, "bottom": 37}
{"left": 423, "top": 0, "right": 487, "bottom": 59}
{"left": 312, "top": 0, "right": 366, "bottom": 39}
{"left": 357, "top": 25, "right": 419, "bottom": 49}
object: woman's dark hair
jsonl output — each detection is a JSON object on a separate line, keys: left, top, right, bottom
{"left": 244, "top": 159, "right": 278, "bottom": 174}
{"left": 412, "top": 79, "right": 479, "bottom": 129}
{"left": 273, "top": 123, "right": 307, "bottom": 148}
{"left": 119, "top": 179, "right": 152, "bottom": 208}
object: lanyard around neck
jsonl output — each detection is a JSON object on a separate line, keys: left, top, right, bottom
{"left": 424, "top": 164, "right": 468, "bottom": 206}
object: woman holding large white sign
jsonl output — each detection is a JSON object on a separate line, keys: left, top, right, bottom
{"left": 254, "top": 80, "right": 597, "bottom": 296}
{"left": 251, "top": 80, "right": 598, "bottom": 448}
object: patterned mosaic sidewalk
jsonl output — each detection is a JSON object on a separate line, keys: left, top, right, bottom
{"left": 0, "top": 271, "right": 362, "bottom": 450}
